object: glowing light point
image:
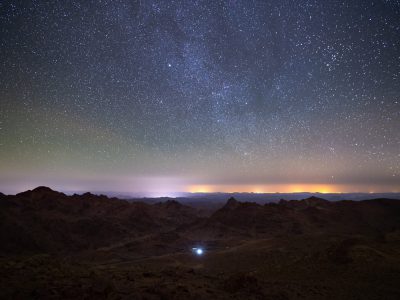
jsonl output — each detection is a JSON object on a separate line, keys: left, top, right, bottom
{"left": 192, "top": 247, "right": 204, "bottom": 255}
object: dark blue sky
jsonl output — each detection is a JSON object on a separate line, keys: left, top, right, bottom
{"left": 0, "top": 1, "right": 399, "bottom": 195}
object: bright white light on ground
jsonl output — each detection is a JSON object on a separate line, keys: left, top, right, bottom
{"left": 192, "top": 247, "right": 204, "bottom": 256}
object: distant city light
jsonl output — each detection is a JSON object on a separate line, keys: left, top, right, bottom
{"left": 192, "top": 247, "right": 204, "bottom": 256}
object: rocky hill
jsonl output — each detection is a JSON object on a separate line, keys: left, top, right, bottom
{"left": 181, "top": 196, "right": 400, "bottom": 239}
{"left": 0, "top": 187, "right": 199, "bottom": 254}
{"left": 1, "top": 188, "right": 400, "bottom": 299}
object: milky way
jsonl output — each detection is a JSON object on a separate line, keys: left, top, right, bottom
{"left": 0, "top": 1, "right": 399, "bottom": 194}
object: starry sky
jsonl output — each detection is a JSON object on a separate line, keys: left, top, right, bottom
{"left": 0, "top": 0, "right": 399, "bottom": 195}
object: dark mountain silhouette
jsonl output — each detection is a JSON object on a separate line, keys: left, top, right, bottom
{"left": 1, "top": 187, "right": 400, "bottom": 299}
{"left": 181, "top": 196, "right": 400, "bottom": 239}
{"left": 0, "top": 187, "right": 198, "bottom": 255}
{"left": 223, "top": 196, "right": 240, "bottom": 210}
{"left": 2, "top": 189, "right": 399, "bottom": 254}
{"left": 16, "top": 186, "right": 66, "bottom": 199}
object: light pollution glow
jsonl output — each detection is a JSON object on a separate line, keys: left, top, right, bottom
{"left": 1, "top": 176, "right": 399, "bottom": 196}
{"left": 186, "top": 184, "right": 400, "bottom": 194}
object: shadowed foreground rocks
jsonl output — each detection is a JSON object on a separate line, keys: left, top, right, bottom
{"left": 1, "top": 187, "right": 400, "bottom": 299}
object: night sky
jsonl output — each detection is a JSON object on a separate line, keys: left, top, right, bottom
{"left": 0, "top": 1, "right": 399, "bottom": 195}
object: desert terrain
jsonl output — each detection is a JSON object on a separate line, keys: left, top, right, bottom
{"left": 1, "top": 187, "right": 400, "bottom": 299}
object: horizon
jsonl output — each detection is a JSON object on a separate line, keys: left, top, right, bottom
{"left": 2, "top": 185, "right": 400, "bottom": 199}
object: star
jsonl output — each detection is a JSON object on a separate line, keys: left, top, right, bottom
{"left": 0, "top": 0, "right": 398, "bottom": 194}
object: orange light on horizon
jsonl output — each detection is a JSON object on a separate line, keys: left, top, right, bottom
{"left": 185, "top": 183, "right": 390, "bottom": 194}
{"left": 187, "top": 185, "right": 213, "bottom": 193}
